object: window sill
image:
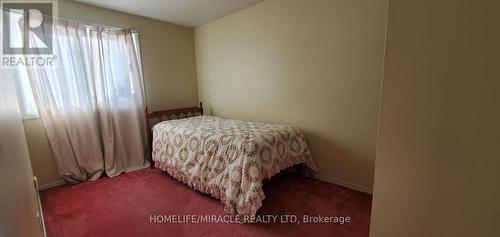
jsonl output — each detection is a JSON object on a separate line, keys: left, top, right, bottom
{"left": 22, "top": 115, "right": 40, "bottom": 120}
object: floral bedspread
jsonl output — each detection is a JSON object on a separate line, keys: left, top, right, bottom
{"left": 152, "top": 115, "right": 318, "bottom": 215}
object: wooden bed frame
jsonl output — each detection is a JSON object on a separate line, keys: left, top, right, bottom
{"left": 144, "top": 102, "right": 204, "bottom": 168}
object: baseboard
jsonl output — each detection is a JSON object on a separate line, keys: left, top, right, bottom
{"left": 39, "top": 179, "right": 65, "bottom": 191}
{"left": 314, "top": 174, "right": 372, "bottom": 194}
{"left": 38, "top": 175, "right": 372, "bottom": 194}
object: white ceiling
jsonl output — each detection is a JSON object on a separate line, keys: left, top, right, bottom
{"left": 75, "top": 0, "right": 263, "bottom": 27}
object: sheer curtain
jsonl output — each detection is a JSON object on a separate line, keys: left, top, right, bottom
{"left": 6, "top": 9, "right": 39, "bottom": 119}
{"left": 27, "top": 19, "right": 148, "bottom": 183}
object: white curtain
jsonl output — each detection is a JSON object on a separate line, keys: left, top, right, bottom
{"left": 27, "top": 19, "right": 149, "bottom": 183}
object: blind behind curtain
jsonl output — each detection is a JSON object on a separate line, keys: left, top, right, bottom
{"left": 26, "top": 18, "right": 149, "bottom": 183}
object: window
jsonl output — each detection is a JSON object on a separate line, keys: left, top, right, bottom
{"left": 7, "top": 10, "right": 39, "bottom": 119}
{"left": 9, "top": 12, "right": 142, "bottom": 119}
{"left": 14, "top": 65, "right": 39, "bottom": 119}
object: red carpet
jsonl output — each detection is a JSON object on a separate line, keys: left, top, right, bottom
{"left": 41, "top": 168, "right": 372, "bottom": 237}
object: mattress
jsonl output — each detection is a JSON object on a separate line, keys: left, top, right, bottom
{"left": 152, "top": 115, "right": 317, "bottom": 215}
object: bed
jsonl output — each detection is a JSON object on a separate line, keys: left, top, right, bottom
{"left": 145, "top": 103, "right": 318, "bottom": 215}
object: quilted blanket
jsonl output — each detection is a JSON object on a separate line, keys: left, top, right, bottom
{"left": 152, "top": 115, "right": 318, "bottom": 215}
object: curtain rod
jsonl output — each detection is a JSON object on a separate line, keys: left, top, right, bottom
{"left": 52, "top": 16, "right": 140, "bottom": 34}
{"left": 1, "top": 9, "right": 139, "bottom": 34}
{"left": 53, "top": 15, "right": 140, "bottom": 34}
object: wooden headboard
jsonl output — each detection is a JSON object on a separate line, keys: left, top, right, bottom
{"left": 144, "top": 102, "right": 203, "bottom": 168}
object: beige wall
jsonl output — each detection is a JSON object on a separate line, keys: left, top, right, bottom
{"left": 195, "top": 0, "right": 388, "bottom": 191}
{"left": 370, "top": 0, "right": 500, "bottom": 236}
{"left": 23, "top": 119, "right": 61, "bottom": 186}
{"left": 26, "top": 0, "right": 199, "bottom": 186}
{"left": 1, "top": 71, "right": 43, "bottom": 237}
